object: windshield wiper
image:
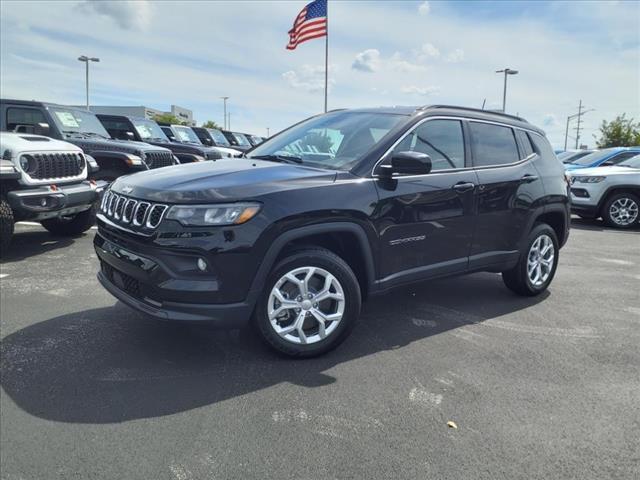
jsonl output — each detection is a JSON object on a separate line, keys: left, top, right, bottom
{"left": 84, "top": 132, "right": 109, "bottom": 139}
{"left": 250, "top": 154, "right": 303, "bottom": 164}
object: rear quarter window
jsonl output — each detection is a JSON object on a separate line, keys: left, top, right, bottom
{"left": 469, "top": 122, "right": 520, "bottom": 167}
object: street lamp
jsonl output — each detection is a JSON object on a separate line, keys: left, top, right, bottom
{"left": 220, "top": 96, "right": 229, "bottom": 129}
{"left": 496, "top": 68, "right": 518, "bottom": 112}
{"left": 78, "top": 56, "right": 100, "bottom": 110}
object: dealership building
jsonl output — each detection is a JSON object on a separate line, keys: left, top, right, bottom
{"left": 86, "top": 104, "right": 196, "bottom": 126}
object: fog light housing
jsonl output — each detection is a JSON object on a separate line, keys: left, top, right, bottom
{"left": 197, "top": 258, "right": 207, "bottom": 272}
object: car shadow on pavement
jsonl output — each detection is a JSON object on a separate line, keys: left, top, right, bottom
{"left": 0, "top": 273, "right": 549, "bottom": 424}
{"left": 570, "top": 217, "right": 639, "bottom": 233}
{"left": 0, "top": 228, "right": 82, "bottom": 264}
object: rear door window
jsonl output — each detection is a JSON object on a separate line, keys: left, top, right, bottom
{"left": 469, "top": 122, "right": 520, "bottom": 167}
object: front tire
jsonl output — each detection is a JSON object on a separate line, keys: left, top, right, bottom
{"left": 0, "top": 196, "right": 14, "bottom": 253}
{"left": 253, "top": 247, "right": 361, "bottom": 358}
{"left": 502, "top": 223, "right": 559, "bottom": 296}
{"left": 601, "top": 192, "right": 639, "bottom": 229}
{"left": 41, "top": 202, "right": 97, "bottom": 236}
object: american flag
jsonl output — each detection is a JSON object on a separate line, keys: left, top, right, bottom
{"left": 286, "top": 0, "right": 327, "bottom": 50}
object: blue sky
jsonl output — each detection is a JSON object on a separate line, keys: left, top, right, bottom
{"left": 1, "top": 0, "right": 638, "bottom": 148}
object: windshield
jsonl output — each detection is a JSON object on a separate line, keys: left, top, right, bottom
{"left": 558, "top": 150, "right": 592, "bottom": 163}
{"left": 619, "top": 155, "right": 640, "bottom": 168}
{"left": 173, "top": 126, "right": 202, "bottom": 144}
{"left": 49, "top": 107, "right": 110, "bottom": 138}
{"left": 207, "top": 128, "right": 231, "bottom": 146}
{"left": 248, "top": 111, "right": 405, "bottom": 170}
{"left": 571, "top": 150, "right": 615, "bottom": 166}
{"left": 232, "top": 132, "right": 252, "bottom": 147}
{"left": 132, "top": 119, "right": 168, "bottom": 141}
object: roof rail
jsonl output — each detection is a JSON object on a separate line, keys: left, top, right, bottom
{"left": 418, "top": 104, "right": 528, "bottom": 123}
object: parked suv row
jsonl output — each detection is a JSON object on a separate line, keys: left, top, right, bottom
{"left": 0, "top": 100, "right": 179, "bottom": 182}
{"left": 95, "top": 105, "right": 570, "bottom": 357}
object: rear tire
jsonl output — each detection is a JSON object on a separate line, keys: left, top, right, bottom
{"left": 253, "top": 247, "right": 361, "bottom": 358}
{"left": 502, "top": 223, "right": 559, "bottom": 296}
{"left": 41, "top": 202, "right": 97, "bottom": 236}
{"left": 0, "top": 196, "right": 14, "bottom": 254}
{"left": 601, "top": 192, "right": 639, "bottom": 229}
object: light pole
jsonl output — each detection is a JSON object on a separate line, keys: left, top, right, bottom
{"left": 266, "top": 127, "right": 270, "bottom": 137}
{"left": 495, "top": 68, "right": 518, "bottom": 112}
{"left": 220, "top": 96, "right": 229, "bottom": 129}
{"left": 78, "top": 56, "right": 100, "bottom": 110}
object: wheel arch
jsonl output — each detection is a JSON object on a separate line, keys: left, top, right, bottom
{"left": 532, "top": 206, "right": 569, "bottom": 248}
{"left": 249, "top": 222, "right": 376, "bottom": 302}
{"left": 597, "top": 185, "right": 640, "bottom": 213}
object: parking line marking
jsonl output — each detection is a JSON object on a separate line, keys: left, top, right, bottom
{"left": 0, "top": 274, "right": 8, "bottom": 279}
{"left": 18, "top": 221, "right": 41, "bottom": 226}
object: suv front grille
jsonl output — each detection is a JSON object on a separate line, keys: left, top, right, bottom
{"left": 21, "top": 152, "right": 84, "bottom": 180}
{"left": 145, "top": 151, "right": 174, "bottom": 169}
{"left": 100, "top": 190, "right": 168, "bottom": 233}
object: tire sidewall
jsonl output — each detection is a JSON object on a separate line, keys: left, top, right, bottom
{"left": 254, "top": 249, "right": 361, "bottom": 357}
{"left": 0, "top": 196, "right": 14, "bottom": 252}
{"left": 523, "top": 224, "right": 559, "bottom": 293}
{"left": 602, "top": 193, "right": 640, "bottom": 229}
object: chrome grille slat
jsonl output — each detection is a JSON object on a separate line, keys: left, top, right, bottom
{"left": 100, "top": 191, "right": 168, "bottom": 234}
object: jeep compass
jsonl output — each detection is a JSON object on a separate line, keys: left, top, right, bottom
{"left": 95, "top": 105, "right": 570, "bottom": 357}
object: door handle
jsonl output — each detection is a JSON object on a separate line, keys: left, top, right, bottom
{"left": 520, "top": 174, "right": 539, "bottom": 183}
{"left": 452, "top": 182, "right": 475, "bottom": 193}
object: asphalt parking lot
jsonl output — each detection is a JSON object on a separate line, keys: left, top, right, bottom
{"left": 1, "top": 219, "right": 638, "bottom": 480}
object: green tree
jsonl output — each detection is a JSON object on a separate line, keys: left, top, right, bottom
{"left": 201, "top": 120, "right": 221, "bottom": 129}
{"left": 153, "top": 113, "right": 186, "bottom": 125}
{"left": 595, "top": 114, "right": 640, "bottom": 148}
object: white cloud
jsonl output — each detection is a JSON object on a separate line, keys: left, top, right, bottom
{"left": 352, "top": 49, "right": 381, "bottom": 72}
{"left": 77, "top": 0, "right": 152, "bottom": 31}
{"left": 543, "top": 114, "right": 560, "bottom": 127}
{"left": 445, "top": 48, "right": 465, "bottom": 63}
{"left": 389, "top": 52, "right": 428, "bottom": 72}
{"left": 418, "top": 1, "right": 431, "bottom": 16}
{"left": 401, "top": 85, "right": 441, "bottom": 96}
{"left": 282, "top": 65, "right": 335, "bottom": 93}
{"left": 420, "top": 43, "right": 440, "bottom": 59}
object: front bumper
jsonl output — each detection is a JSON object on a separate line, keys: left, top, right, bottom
{"left": 7, "top": 180, "right": 106, "bottom": 221}
{"left": 570, "top": 184, "right": 601, "bottom": 218}
{"left": 94, "top": 233, "right": 253, "bottom": 326}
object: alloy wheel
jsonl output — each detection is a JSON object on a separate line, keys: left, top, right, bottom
{"left": 267, "top": 266, "right": 345, "bottom": 345}
{"left": 527, "top": 234, "right": 555, "bottom": 287}
{"left": 609, "top": 197, "right": 639, "bottom": 226}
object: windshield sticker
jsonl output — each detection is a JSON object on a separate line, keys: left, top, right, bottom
{"left": 137, "top": 125, "right": 152, "bottom": 137}
{"left": 54, "top": 111, "right": 79, "bottom": 128}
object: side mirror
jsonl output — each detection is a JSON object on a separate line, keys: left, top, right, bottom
{"left": 126, "top": 131, "right": 135, "bottom": 140}
{"left": 34, "top": 123, "right": 50, "bottom": 136}
{"left": 379, "top": 151, "right": 432, "bottom": 176}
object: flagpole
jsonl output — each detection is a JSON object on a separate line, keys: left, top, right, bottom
{"left": 324, "top": 0, "right": 328, "bottom": 113}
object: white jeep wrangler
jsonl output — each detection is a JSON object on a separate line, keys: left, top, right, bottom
{"left": 0, "top": 132, "right": 104, "bottom": 251}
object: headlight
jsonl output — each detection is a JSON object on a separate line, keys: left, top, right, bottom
{"left": 573, "top": 176, "right": 606, "bottom": 183}
{"left": 192, "top": 155, "right": 206, "bottom": 162}
{"left": 125, "top": 154, "right": 144, "bottom": 166}
{"left": 85, "top": 154, "right": 98, "bottom": 169}
{"left": 166, "top": 203, "right": 261, "bottom": 226}
{"left": 173, "top": 155, "right": 181, "bottom": 164}
{"left": 19, "top": 155, "right": 36, "bottom": 174}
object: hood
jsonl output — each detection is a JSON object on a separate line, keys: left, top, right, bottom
{"left": 0, "top": 132, "right": 83, "bottom": 153}
{"left": 110, "top": 158, "right": 337, "bottom": 203}
{"left": 146, "top": 139, "right": 207, "bottom": 155}
{"left": 568, "top": 165, "right": 639, "bottom": 176}
{"left": 69, "top": 138, "right": 172, "bottom": 156}
{"left": 211, "top": 146, "right": 243, "bottom": 157}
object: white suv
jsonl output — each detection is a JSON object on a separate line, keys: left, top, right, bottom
{"left": 569, "top": 155, "right": 640, "bottom": 228}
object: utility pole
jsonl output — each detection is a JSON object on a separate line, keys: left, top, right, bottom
{"left": 574, "top": 100, "right": 584, "bottom": 149}
{"left": 564, "top": 102, "right": 595, "bottom": 151}
{"left": 228, "top": 112, "right": 231, "bottom": 130}
{"left": 78, "top": 56, "right": 100, "bottom": 110}
{"left": 220, "top": 96, "right": 229, "bottom": 129}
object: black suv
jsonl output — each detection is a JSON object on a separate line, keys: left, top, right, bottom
{"left": 95, "top": 106, "right": 570, "bottom": 357}
{"left": 0, "top": 100, "right": 177, "bottom": 182}
{"left": 221, "top": 130, "right": 253, "bottom": 151}
{"left": 95, "top": 114, "right": 221, "bottom": 163}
